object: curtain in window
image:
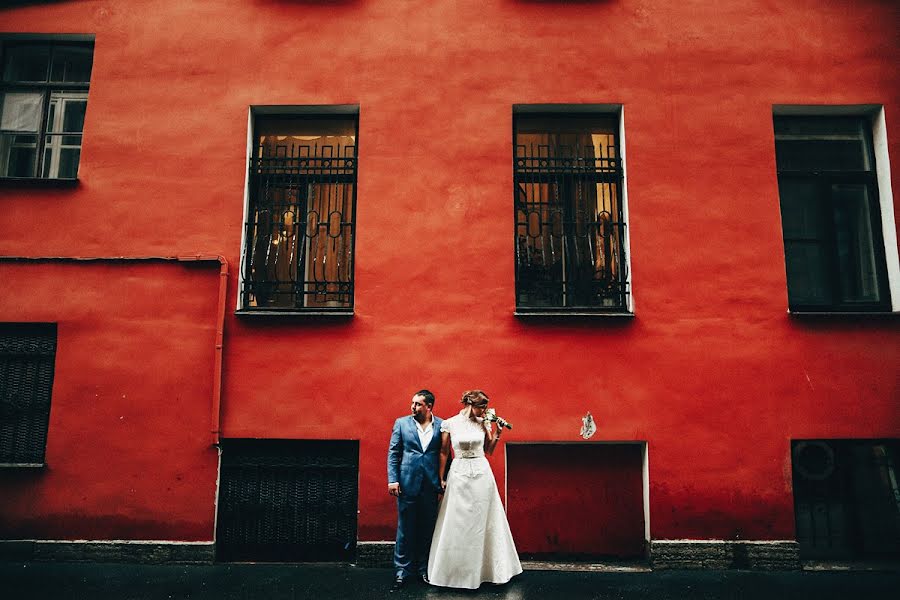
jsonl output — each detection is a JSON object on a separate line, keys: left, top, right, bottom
{"left": 515, "top": 131, "right": 621, "bottom": 307}
{"left": 248, "top": 131, "right": 355, "bottom": 309}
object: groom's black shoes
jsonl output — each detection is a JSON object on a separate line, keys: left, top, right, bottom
{"left": 390, "top": 574, "right": 406, "bottom": 591}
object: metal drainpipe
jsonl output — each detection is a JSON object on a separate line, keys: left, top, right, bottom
{"left": 176, "top": 255, "right": 228, "bottom": 447}
{"left": 0, "top": 254, "right": 229, "bottom": 446}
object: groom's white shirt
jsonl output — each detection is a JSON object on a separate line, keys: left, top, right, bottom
{"left": 414, "top": 417, "right": 434, "bottom": 451}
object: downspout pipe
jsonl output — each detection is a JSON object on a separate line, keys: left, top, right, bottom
{"left": 0, "top": 254, "right": 229, "bottom": 447}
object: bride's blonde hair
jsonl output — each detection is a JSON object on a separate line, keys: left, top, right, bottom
{"left": 461, "top": 389, "right": 489, "bottom": 407}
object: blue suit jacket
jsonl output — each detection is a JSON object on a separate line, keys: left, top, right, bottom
{"left": 387, "top": 415, "right": 444, "bottom": 497}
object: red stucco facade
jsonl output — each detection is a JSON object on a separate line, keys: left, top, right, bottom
{"left": 0, "top": 0, "right": 898, "bottom": 559}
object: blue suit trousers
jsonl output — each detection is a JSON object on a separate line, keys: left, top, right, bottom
{"left": 394, "top": 490, "right": 439, "bottom": 577}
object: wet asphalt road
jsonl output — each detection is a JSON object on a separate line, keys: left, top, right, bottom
{"left": 1, "top": 562, "right": 898, "bottom": 600}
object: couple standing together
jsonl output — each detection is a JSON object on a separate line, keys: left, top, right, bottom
{"left": 387, "top": 389, "right": 523, "bottom": 590}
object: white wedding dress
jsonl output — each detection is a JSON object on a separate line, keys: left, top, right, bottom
{"left": 427, "top": 413, "right": 523, "bottom": 589}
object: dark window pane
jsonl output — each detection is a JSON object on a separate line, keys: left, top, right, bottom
{"left": 55, "top": 148, "right": 80, "bottom": 179}
{"left": 785, "top": 241, "right": 831, "bottom": 306}
{"left": 832, "top": 184, "right": 882, "bottom": 304}
{"left": 50, "top": 46, "right": 93, "bottom": 83}
{"left": 778, "top": 179, "right": 827, "bottom": 240}
{"left": 775, "top": 117, "right": 873, "bottom": 172}
{"left": 0, "top": 133, "right": 38, "bottom": 177}
{"left": 2, "top": 44, "right": 50, "bottom": 82}
{"left": 61, "top": 99, "right": 87, "bottom": 133}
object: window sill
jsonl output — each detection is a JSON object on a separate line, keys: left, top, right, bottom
{"left": 0, "top": 462, "right": 46, "bottom": 469}
{"left": 235, "top": 308, "right": 354, "bottom": 318}
{"left": 515, "top": 310, "right": 634, "bottom": 318}
{"left": 788, "top": 310, "right": 898, "bottom": 318}
{"left": 0, "top": 176, "right": 80, "bottom": 188}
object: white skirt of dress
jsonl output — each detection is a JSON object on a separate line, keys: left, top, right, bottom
{"left": 427, "top": 456, "right": 523, "bottom": 589}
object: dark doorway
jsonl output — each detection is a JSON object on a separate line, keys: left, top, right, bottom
{"left": 507, "top": 443, "right": 646, "bottom": 560}
{"left": 792, "top": 439, "right": 900, "bottom": 560}
{"left": 216, "top": 439, "right": 358, "bottom": 562}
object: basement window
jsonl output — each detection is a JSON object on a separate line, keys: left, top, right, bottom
{"left": 0, "top": 323, "right": 57, "bottom": 467}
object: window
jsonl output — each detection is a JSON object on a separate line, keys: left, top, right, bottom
{"left": 240, "top": 108, "right": 358, "bottom": 313}
{"left": 514, "top": 108, "right": 630, "bottom": 313}
{"left": 0, "top": 323, "right": 57, "bottom": 466}
{"left": 0, "top": 39, "right": 94, "bottom": 179}
{"left": 774, "top": 115, "right": 893, "bottom": 312}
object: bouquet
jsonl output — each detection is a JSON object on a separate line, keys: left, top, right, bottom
{"left": 484, "top": 408, "right": 513, "bottom": 430}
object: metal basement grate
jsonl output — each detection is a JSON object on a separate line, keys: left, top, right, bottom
{"left": 216, "top": 439, "right": 359, "bottom": 562}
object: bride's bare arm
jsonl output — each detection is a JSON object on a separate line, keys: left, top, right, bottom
{"left": 484, "top": 422, "right": 500, "bottom": 456}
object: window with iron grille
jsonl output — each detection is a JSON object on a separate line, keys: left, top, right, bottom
{"left": 240, "top": 109, "right": 358, "bottom": 313}
{"left": 0, "top": 39, "right": 94, "bottom": 179}
{"left": 514, "top": 109, "right": 630, "bottom": 313}
{"left": 774, "top": 116, "right": 893, "bottom": 312}
{"left": 0, "top": 323, "right": 57, "bottom": 466}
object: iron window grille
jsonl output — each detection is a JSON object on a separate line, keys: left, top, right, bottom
{"left": 0, "top": 40, "right": 94, "bottom": 179}
{"left": 514, "top": 112, "right": 629, "bottom": 312}
{"left": 241, "top": 113, "right": 358, "bottom": 313}
{"left": 0, "top": 323, "right": 57, "bottom": 466}
{"left": 774, "top": 116, "right": 892, "bottom": 312}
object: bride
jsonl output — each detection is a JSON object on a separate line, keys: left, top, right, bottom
{"left": 427, "top": 390, "right": 522, "bottom": 589}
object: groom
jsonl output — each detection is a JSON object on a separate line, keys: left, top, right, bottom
{"left": 387, "top": 389, "right": 443, "bottom": 589}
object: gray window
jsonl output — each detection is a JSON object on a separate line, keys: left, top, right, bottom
{"left": 0, "top": 41, "right": 93, "bottom": 179}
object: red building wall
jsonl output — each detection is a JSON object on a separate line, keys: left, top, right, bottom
{"left": 0, "top": 0, "right": 898, "bottom": 548}
{"left": 0, "top": 261, "right": 220, "bottom": 540}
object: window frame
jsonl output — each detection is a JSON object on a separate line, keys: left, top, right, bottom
{"left": 512, "top": 104, "right": 633, "bottom": 316}
{"left": 237, "top": 105, "right": 360, "bottom": 316}
{"left": 773, "top": 108, "right": 899, "bottom": 314}
{"left": 0, "top": 36, "right": 94, "bottom": 181}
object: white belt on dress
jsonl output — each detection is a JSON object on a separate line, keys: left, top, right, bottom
{"left": 453, "top": 449, "right": 486, "bottom": 478}
{"left": 457, "top": 449, "right": 484, "bottom": 459}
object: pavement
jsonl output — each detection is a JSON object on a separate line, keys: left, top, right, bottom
{"left": 1, "top": 561, "right": 899, "bottom": 600}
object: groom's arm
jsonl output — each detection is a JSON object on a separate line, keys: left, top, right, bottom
{"left": 387, "top": 418, "right": 402, "bottom": 496}
{"left": 437, "top": 432, "right": 450, "bottom": 494}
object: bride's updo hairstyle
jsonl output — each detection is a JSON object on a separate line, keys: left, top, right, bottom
{"left": 461, "top": 390, "right": 489, "bottom": 407}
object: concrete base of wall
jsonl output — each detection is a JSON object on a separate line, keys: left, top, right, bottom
{"left": 358, "top": 539, "right": 801, "bottom": 570}
{"left": 354, "top": 541, "right": 394, "bottom": 568}
{"left": 0, "top": 539, "right": 801, "bottom": 570}
{"left": 650, "top": 540, "right": 801, "bottom": 570}
{"left": 0, "top": 540, "right": 215, "bottom": 564}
